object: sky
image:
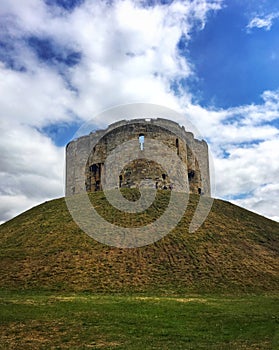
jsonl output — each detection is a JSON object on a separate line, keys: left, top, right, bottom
{"left": 0, "top": 0, "right": 278, "bottom": 223}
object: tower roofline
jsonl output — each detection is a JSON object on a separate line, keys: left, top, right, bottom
{"left": 67, "top": 117, "right": 207, "bottom": 147}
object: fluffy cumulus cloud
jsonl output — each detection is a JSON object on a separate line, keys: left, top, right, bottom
{"left": 0, "top": 121, "right": 64, "bottom": 223}
{"left": 183, "top": 90, "right": 279, "bottom": 220}
{"left": 0, "top": 0, "right": 278, "bottom": 223}
{"left": 233, "top": 183, "right": 279, "bottom": 222}
{"left": 0, "top": 0, "right": 225, "bottom": 120}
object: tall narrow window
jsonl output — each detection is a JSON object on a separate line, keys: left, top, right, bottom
{"left": 119, "top": 175, "right": 123, "bottom": 188}
{"left": 176, "top": 138, "right": 179, "bottom": 155}
{"left": 139, "top": 133, "right": 144, "bottom": 151}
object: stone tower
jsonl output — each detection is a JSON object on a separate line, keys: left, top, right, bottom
{"left": 65, "top": 118, "right": 211, "bottom": 196}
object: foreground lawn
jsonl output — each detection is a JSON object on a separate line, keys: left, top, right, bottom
{"left": 0, "top": 291, "right": 278, "bottom": 349}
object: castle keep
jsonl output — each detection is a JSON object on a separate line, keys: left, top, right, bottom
{"left": 65, "top": 118, "right": 211, "bottom": 196}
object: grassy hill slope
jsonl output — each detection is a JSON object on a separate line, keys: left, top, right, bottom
{"left": 0, "top": 191, "right": 278, "bottom": 293}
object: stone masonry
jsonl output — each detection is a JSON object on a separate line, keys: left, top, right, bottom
{"left": 65, "top": 118, "right": 211, "bottom": 196}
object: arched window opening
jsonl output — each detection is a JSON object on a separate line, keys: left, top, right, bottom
{"left": 162, "top": 173, "right": 166, "bottom": 180}
{"left": 90, "top": 164, "right": 98, "bottom": 173}
{"left": 139, "top": 133, "right": 144, "bottom": 151}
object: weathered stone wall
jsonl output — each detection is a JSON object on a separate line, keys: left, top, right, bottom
{"left": 65, "top": 118, "right": 211, "bottom": 196}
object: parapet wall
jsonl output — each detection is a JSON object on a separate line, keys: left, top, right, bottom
{"left": 65, "top": 118, "right": 211, "bottom": 196}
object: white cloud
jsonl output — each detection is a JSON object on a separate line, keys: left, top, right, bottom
{"left": 0, "top": 0, "right": 224, "bottom": 121}
{"left": 0, "top": 194, "right": 41, "bottom": 224}
{"left": 0, "top": 0, "right": 278, "bottom": 224}
{"left": 183, "top": 91, "right": 279, "bottom": 223}
{"left": 232, "top": 183, "right": 279, "bottom": 222}
{"left": 0, "top": 0, "right": 225, "bottom": 223}
{"left": 213, "top": 138, "right": 279, "bottom": 197}
{"left": 0, "top": 121, "right": 64, "bottom": 222}
{"left": 184, "top": 90, "right": 279, "bottom": 148}
{"left": 0, "top": 63, "right": 77, "bottom": 127}
{"left": 247, "top": 12, "right": 279, "bottom": 31}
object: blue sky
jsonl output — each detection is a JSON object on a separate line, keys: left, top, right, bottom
{"left": 0, "top": 0, "right": 278, "bottom": 223}
{"left": 187, "top": 0, "right": 279, "bottom": 109}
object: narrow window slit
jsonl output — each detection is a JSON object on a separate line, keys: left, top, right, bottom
{"left": 139, "top": 134, "right": 144, "bottom": 151}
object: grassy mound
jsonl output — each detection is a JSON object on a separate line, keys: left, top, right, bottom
{"left": 0, "top": 190, "right": 278, "bottom": 293}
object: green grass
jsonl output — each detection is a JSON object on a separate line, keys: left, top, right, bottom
{"left": 0, "top": 191, "right": 278, "bottom": 293}
{"left": 0, "top": 190, "right": 278, "bottom": 348}
{"left": 0, "top": 291, "right": 278, "bottom": 349}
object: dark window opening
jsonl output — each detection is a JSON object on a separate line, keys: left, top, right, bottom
{"left": 88, "top": 163, "right": 102, "bottom": 192}
{"left": 176, "top": 138, "right": 179, "bottom": 155}
{"left": 162, "top": 173, "right": 166, "bottom": 180}
{"left": 95, "top": 180, "right": 100, "bottom": 191}
{"left": 188, "top": 170, "right": 195, "bottom": 180}
{"left": 119, "top": 175, "right": 123, "bottom": 188}
{"left": 89, "top": 164, "right": 99, "bottom": 173}
{"left": 198, "top": 187, "right": 202, "bottom": 195}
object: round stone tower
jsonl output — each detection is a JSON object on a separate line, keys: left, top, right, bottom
{"left": 65, "top": 118, "right": 211, "bottom": 196}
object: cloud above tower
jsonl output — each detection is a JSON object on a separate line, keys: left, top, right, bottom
{"left": 0, "top": 0, "right": 278, "bottom": 223}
